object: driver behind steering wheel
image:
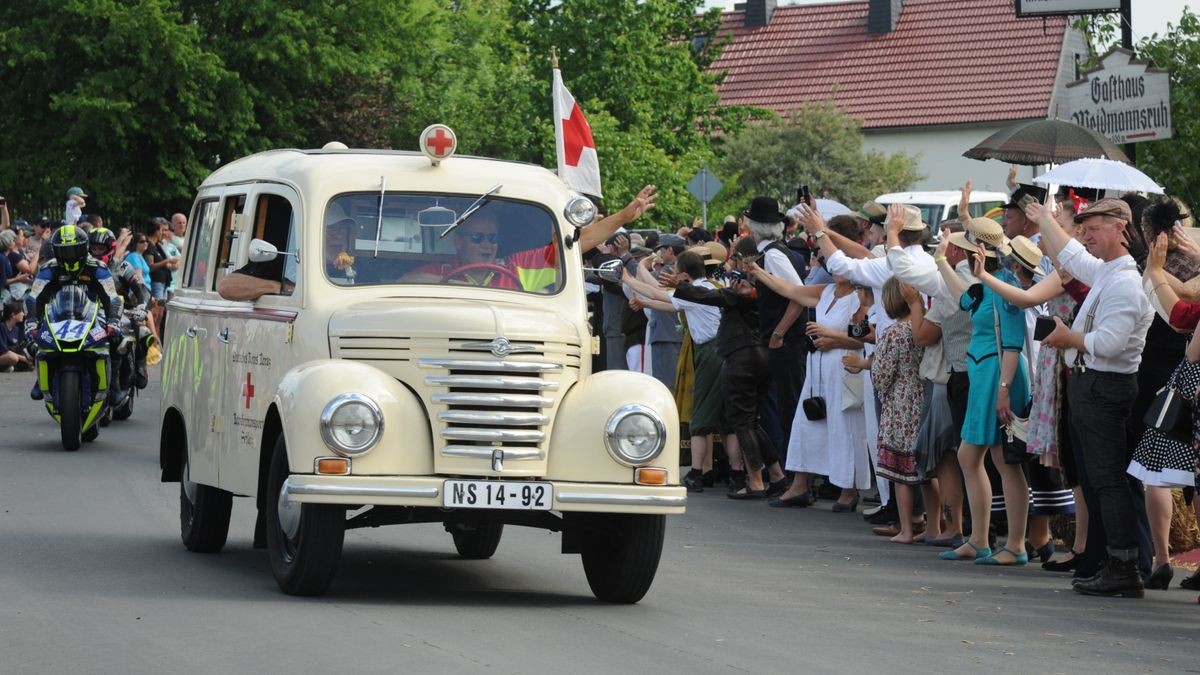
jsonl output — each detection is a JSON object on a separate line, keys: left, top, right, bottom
{"left": 401, "top": 211, "right": 554, "bottom": 291}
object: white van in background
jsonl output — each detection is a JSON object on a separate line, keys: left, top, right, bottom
{"left": 876, "top": 190, "right": 1008, "bottom": 228}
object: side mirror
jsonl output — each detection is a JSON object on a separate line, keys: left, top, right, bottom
{"left": 248, "top": 238, "right": 280, "bottom": 263}
{"left": 582, "top": 258, "right": 624, "bottom": 283}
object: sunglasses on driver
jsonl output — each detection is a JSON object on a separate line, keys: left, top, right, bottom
{"left": 462, "top": 232, "right": 499, "bottom": 244}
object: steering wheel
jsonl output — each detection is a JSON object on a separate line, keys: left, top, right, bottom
{"left": 440, "top": 262, "right": 521, "bottom": 287}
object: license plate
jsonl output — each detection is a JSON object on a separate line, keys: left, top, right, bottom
{"left": 443, "top": 480, "right": 553, "bottom": 510}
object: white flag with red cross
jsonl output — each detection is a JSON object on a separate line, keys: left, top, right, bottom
{"left": 553, "top": 67, "right": 602, "bottom": 198}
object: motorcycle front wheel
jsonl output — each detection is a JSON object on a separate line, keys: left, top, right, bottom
{"left": 58, "top": 370, "right": 82, "bottom": 452}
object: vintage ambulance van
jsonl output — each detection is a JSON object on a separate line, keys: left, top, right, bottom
{"left": 159, "top": 126, "right": 683, "bottom": 602}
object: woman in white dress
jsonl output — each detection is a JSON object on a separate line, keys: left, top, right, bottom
{"left": 753, "top": 242, "right": 872, "bottom": 508}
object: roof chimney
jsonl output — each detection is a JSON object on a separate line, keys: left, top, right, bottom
{"left": 735, "top": 0, "right": 777, "bottom": 28}
{"left": 867, "top": 0, "right": 904, "bottom": 34}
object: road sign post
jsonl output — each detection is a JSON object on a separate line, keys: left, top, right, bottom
{"left": 686, "top": 167, "right": 723, "bottom": 230}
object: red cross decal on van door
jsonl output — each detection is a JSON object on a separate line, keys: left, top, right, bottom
{"left": 242, "top": 372, "right": 255, "bottom": 410}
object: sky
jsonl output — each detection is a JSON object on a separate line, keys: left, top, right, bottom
{"left": 701, "top": 0, "right": 1192, "bottom": 42}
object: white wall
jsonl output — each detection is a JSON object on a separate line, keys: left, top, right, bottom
{"left": 862, "top": 124, "right": 1047, "bottom": 193}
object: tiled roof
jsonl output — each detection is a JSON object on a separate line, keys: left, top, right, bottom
{"left": 710, "top": 0, "right": 1068, "bottom": 129}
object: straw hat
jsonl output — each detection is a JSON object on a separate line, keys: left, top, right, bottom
{"left": 965, "top": 217, "right": 1011, "bottom": 254}
{"left": 947, "top": 231, "right": 997, "bottom": 258}
{"left": 1009, "top": 235, "right": 1044, "bottom": 273}
{"left": 696, "top": 241, "right": 728, "bottom": 266}
{"left": 897, "top": 204, "right": 927, "bottom": 231}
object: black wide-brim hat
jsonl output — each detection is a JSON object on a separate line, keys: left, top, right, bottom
{"left": 743, "top": 196, "right": 786, "bottom": 224}
{"left": 1005, "top": 183, "right": 1048, "bottom": 210}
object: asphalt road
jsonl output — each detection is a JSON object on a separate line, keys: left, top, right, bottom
{"left": 1, "top": 370, "right": 1196, "bottom": 674}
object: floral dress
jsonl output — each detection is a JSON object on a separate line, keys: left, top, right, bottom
{"left": 1026, "top": 291, "right": 1077, "bottom": 458}
{"left": 873, "top": 320, "right": 925, "bottom": 486}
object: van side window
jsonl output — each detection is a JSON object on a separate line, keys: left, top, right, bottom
{"left": 185, "top": 199, "right": 219, "bottom": 290}
{"left": 214, "top": 194, "right": 247, "bottom": 291}
{"left": 251, "top": 193, "right": 297, "bottom": 297}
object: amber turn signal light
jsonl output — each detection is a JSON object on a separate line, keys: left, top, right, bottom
{"left": 635, "top": 467, "right": 668, "bottom": 486}
{"left": 315, "top": 457, "right": 350, "bottom": 475}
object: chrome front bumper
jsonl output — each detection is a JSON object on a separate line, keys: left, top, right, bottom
{"left": 283, "top": 475, "right": 687, "bottom": 514}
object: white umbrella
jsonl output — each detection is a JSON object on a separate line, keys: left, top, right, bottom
{"left": 790, "top": 198, "right": 852, "bottom": 220}
{"left": 1033, "top": 157, "right": 1165, "bottom": 194}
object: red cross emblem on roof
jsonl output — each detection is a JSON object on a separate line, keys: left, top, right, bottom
{"left": 420, "top": 124, "right": 457, "bottom": 163}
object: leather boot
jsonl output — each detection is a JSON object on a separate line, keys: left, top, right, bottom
{"left": 1073, "top": 557, "right": 1144, "bottom": 598}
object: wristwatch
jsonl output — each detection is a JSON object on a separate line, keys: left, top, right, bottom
{"left": 811, "top": 230, "right": 826, "bottom": 240}
{"left": 999, "top": 382, "right": 1010, "bottom": 389}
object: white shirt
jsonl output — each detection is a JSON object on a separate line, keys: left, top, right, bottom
{"left": 831, "top": 244, "right": 934, "bottom": 337}
{"left": 1057, "top": 238, "right": 1152, "bottom": 374}
{"left": 64, "top": 199, "right": 82, "bottom": 225}
{"left": 757, "top": 239, "right": 803, "bottom": 285}
{"left": 669, "top": 279, "right": 720, "bottom": 344}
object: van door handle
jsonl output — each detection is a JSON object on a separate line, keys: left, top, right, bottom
{"left": 218, "top": 327, "right": 231, "bottom": 344}
{"left": 186, "top": 325, "right": 207, "bottom": 338}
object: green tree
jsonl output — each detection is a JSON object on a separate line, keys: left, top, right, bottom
{"left": 1133, "top": 10, "right": 1200, "bottom": 209}
{"left": 0, "top": 0, "right": 254, "bottom": 223}
{"left": 715, "top": 101, "right": 923, "bottom": 215}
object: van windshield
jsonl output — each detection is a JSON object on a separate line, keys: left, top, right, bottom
{"left": 322, "top": 193, "right": 563, "bottom": 294}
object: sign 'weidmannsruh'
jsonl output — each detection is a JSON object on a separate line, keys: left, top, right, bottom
{"left": 1065, "top": 48, "right": 1172, "bottom": 145}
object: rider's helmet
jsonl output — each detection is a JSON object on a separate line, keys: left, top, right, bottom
{"left": 51, "top": 224, "right": 89, "bottom": 272}
{"left": 88, "top": 227, "right": 117, "bottom": 263}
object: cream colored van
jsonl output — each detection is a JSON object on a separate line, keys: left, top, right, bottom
{"left": 159, "top": 130, "right": 682, "bottom": 602}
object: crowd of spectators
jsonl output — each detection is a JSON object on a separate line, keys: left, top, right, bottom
{"left": 0, "top": 186, "right": 186, "bottom": 372}
{"left": 586, "top": 180, "right": 1200, "bottom": 600}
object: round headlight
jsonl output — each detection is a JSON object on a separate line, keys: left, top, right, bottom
{"left": 604, "top": 404, "right": 666, "bottom": 466}
{"left": 320, "top": 394, "right": 383, "bottom": 456}
{"left": 564, "top": 196, "right": 596, "bottom": 228}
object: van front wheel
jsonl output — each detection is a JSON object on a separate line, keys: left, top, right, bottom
{"left": 579, "top": 513, "right": 665, "bottom": 604}
{"left": 265, "top": 436, "right": 345, "bottom": 596}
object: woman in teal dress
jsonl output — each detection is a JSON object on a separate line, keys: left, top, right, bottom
{"left": 934, "top": 227, "right": 1032, "bottom": 566}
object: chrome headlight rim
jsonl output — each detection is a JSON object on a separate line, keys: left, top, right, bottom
{"left": 319, "top": 393, "right": 383, "bottom": 457}
{"left": 604, "top": 404, "right": 666, "bottom": 467}
{"left": 563, "top": 196, "right": 596, "bottom": 228}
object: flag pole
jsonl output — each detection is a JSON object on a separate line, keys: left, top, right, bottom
{"left": 551, "top": 45, "right": 559, "bottom": 70}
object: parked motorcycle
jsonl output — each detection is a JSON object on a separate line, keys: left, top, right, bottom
{"left": 31, "top": 287, "right": 112, "bottom": 451}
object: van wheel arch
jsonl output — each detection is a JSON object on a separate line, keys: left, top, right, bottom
{"left": 159, "top": 407, "right": 187, "bottom": 482}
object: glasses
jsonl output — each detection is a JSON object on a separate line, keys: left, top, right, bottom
{"left": 463, "top": 232, "right": 499, "bottom": 244}
{"left": 134, "top": 239, "right": 147, "bottom": 245}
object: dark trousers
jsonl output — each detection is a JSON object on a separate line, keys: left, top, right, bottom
{"left": 723, "top": 345, "right": 778, "bottom": 472}
{"left": 760, "top": 336, "right": 805, "bottom": 467}
{"left": 1066, "top": 370, "right": 1141, "bottom": 561}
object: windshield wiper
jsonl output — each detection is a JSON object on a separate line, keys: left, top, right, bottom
{"left": 440, "top": 183, "right": 502, "bottom": 239}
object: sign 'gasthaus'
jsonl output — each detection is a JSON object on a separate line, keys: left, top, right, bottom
{"left": 1066, "top": 47, "right": 1173, "bottom": 145}
{"left": 159, "top": 125, "right": 683, "bottom": 603}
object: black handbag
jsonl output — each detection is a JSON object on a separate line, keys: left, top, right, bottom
{"left": 802, "top": 396, "right": 827, "bottom": 421}
{"left": 801, "top": 351, "right": 827, "bottom": 421}
{"left": 1143, "top": 385, "right": 1193, "bottom": 444}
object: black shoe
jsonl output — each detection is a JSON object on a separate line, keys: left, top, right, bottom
{"left": 701, "top": 470, "right": 716, "bottom": 488}
{"left": 1042, "top": 550, "right": 1083, "bottom": 572}
{"left": 727, "top": 486, "right": 766, "bottom": 500}
{"left": 1181, "top": 570, "right": 1200, "bottom": 590}
{"left": 768, "top": 491, "right": 814, "bottom": 508}
{"left": 682, "top": 471, "right": 704, "bottom": 493}
{"left": 1030, "top": 540, "right": 1055, "bottom": 564}
{"left": 1073, "top": 558, "right": 1145, "bottom": 598}
{"left": 1144, "top": 564, "right": 1173, "bottom": 590}
{"left": 866, "top": 504, "right": 897, "bottom": 525}
{"left": 30, "top": 382, "right": 43, "bottom": 401}
{"left": 765, "top": 477, "right": 789, "bottom": 498}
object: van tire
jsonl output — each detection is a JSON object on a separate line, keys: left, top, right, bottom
{"left": 180, "top": 450, "right": 232, "bottom": 553}
{"left": 579, "top": 514, "right": 665, "bottom": 604}
{"left": 265, "top": 435, "right": 344, "bottom": 596}
{"left": 450, "top": 519, "right": 504, "bottom": 559}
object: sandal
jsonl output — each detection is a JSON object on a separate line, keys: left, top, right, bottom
{"left": 938, "top": 542, "right": 992, "bottom": 561}
{"left": 976, "top": 546, "right": 1029, "bottom": 566}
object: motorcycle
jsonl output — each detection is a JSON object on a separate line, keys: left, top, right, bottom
{"left": 31, "top": 287, "right": 112, "bottom": 451}
{"left": 102, "top": 305, "right": 150, "bottom": 424}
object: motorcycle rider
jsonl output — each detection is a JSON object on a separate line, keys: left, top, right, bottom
{"left": 25, "top": 224, "right": 122, "bottom": 400}
{"left": 89, "top": 227, "right": 152, "bottom": 389}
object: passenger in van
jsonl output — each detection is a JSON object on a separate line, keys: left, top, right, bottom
{"left": 217, "top": 218, "right": 357, "bottom": 300}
